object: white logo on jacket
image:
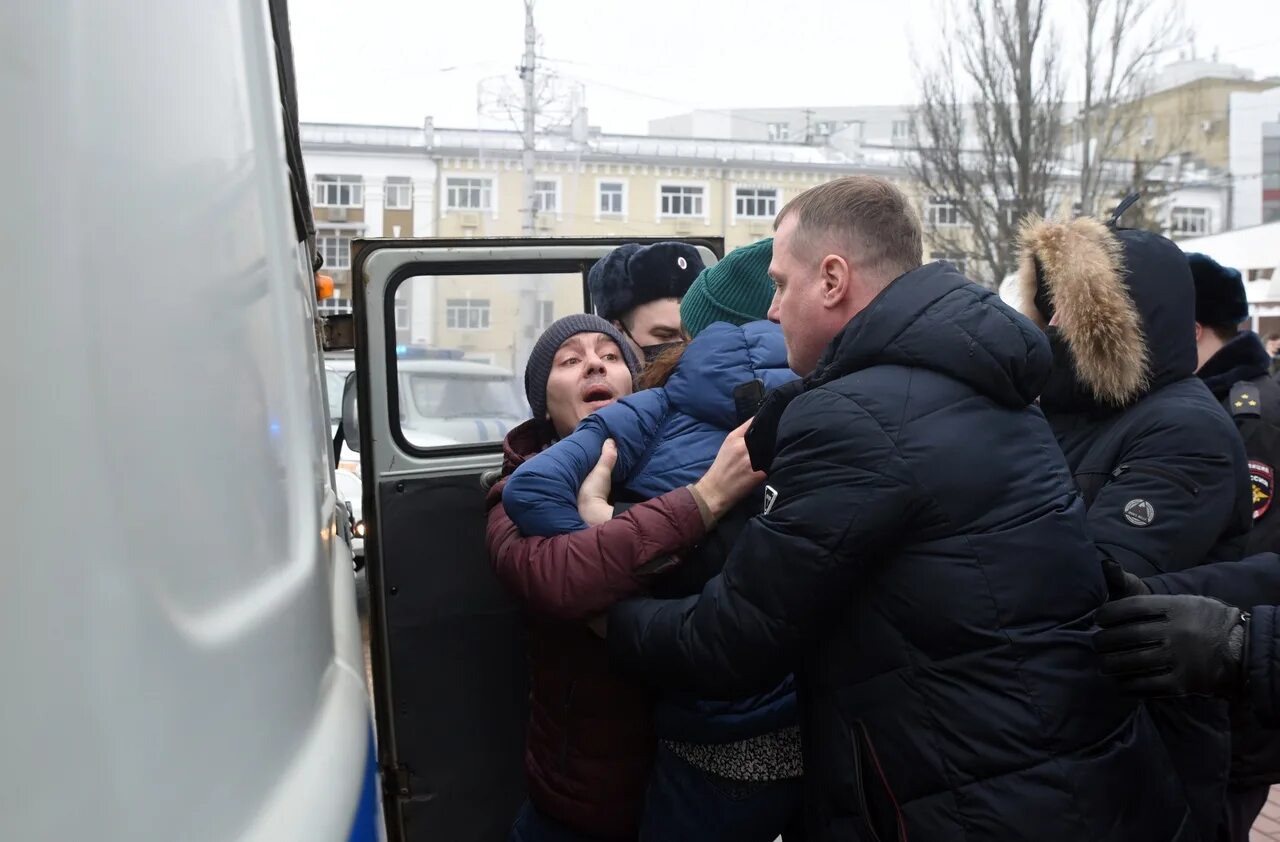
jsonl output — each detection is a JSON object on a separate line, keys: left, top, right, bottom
{"left": 762, "top": 485, "right": 779, "bottom": 515}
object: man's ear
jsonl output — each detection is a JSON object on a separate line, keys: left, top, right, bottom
{"left": 819, "top": 253, "right": 852, "bottom": 309}
{"left": 1194, "top": 322, "right": 1204, "bottom": 343}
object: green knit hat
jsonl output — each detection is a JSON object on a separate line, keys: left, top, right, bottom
{"left": 679, "top": 238, "right": 776, "bottom": 338}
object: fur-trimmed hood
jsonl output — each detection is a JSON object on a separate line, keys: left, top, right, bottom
{"left": 1017, "top": 216, "right": 1197, "bottom": 412}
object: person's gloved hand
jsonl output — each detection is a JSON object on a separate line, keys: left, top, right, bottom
{"left": 1094, "top": 594, "right": 1248, "bottom": 699}
{"left": 1102, "top": 558, "right": 1151, "bottom": 600}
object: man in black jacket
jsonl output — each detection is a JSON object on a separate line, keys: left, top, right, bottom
{"left": 603, "top": 176, "right": 1193, "bottom": 842}
{"left": 1189, "top": 250, "right": 1280, "bottom": 840}
{"left": 1191, "top": 251, "right": 1280, "bottom": 554}
{"left": 1016, "top": 211, "right": 1252, "bottom": 842}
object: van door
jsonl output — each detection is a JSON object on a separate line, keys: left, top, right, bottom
{"left": 352, "top": 237, "right": 724, "bottom": 842}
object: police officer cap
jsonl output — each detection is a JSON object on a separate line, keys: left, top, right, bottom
{"left": 1188, "top": 252, "right": 1248, "bottom": 329}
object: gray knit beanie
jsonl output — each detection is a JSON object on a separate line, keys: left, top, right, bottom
{"left": 524, "top": 313, "right": 639, "bottom": 421}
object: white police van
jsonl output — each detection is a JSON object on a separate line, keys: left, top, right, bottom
{"left": 5, "top": 1, "right": 723, "bottom": 838}
{"left": 6, "top": 1, "right": 377, "bottom": 839}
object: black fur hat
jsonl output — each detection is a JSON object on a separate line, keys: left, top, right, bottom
{"left": 1188, "top": 252, "right": 1248, "bottom": 329}
{"left": 588, "top": 242, "right": 705, "bottom": 323}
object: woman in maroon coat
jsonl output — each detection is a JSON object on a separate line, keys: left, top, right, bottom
{"left": 485, "top": 315, "right": 755, "bottom": 841}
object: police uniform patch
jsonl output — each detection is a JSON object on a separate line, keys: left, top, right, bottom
{"left": 1123, "top": 498, "right": 1155, "bottom": 527}
{"left": 1250, "top": 460, "right": 1274, "bottom": 521}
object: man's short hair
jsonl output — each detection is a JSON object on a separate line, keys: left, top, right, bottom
{"left": 1268, "top": 333, "right": 1280, "bottom": 343}
{"left": 775, "top": 176, "right": 923, "bottom": 285}
{"left": 1208, "top": 323, "right": 1238, "bottom": 344}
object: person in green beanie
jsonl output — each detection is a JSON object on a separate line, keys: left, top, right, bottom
{"left": 679, "top": 238, "right": 778, "bottom": 340}
{"left": 500, "top": 235, "right": 805, "bottom": 841}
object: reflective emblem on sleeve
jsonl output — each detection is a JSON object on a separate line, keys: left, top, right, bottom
{"left": 1250, "top": 460, "right": 1273, "bottom": 521}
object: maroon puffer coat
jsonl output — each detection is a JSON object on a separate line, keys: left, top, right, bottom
{"left": 485, "top": 420, "right": 706, "bottom": 839}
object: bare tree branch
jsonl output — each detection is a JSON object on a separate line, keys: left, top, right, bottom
{"left": 908, "top": 0, "right": 1064, "bottom": 286}
{"left": 1076, "top": 0, "right": 1193, "bottom": 220}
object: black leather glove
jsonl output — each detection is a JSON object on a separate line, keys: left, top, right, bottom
{"left": 1102, "top": 558, "right": 1151, "bottom": 600}
{"left": 1094, "top": 594, "right": 1248, "bottom": 699}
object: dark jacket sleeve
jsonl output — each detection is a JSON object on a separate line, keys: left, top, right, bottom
{"left": 485, "top": 479, "right": 707, "bottom": 621}
{"left": 1090, "top": 411, "right": 1246, "bottom": 577}
{"left": 1143, "top": 553, "right": 1280, "bottom": 607}
{"left": 1247, "top": 605, "right": 1280, "bottom": 727}
{"left": 607, "top": 387, "right": 916, "bottom": 698}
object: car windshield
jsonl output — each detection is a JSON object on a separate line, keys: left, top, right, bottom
{"left": 325, "top": 370, "right": 345, "bottom": 422}
{"left": 408, "top": 373, "right": 522, "bottom": 420}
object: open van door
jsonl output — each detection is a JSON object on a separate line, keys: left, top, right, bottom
{"left": 351, "top": 236, "right": 724, "bottom": 842}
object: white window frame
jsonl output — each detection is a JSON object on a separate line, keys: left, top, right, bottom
{"left": 312, "top": 175, "right": 364, "bottom": 209}
{"left": 892, "top": 120, "right": 911, "bottom": 140}
{"left": 1170, "top": 206, "right": 1211, "bottom": 237}
{"left": 317, "top": 296, "right": 353, "bottom": 316}
{"left": 316, "top": 227, "right": 355, "bottom": 270}
{"left": 535, "top": 299, "right": 555, "bottom": 332}
{"left": 533, "top": 177, "right": 561, "bottom": 219}
{"left": 925, "top": 196, "right": 963, "bottom": 228}
{"left": 444, "top": 175, "right": 496, "bottom": 216}
{"left": 767, "top": 122, "right": 791, "bottom": 142}
{"left": 384, "top": 178, "right": 412, "bottom": 210}
{"left": 733, "top": 186, "right": 779, "bottom": 224}
{"left": 445, "top": 298, "right": 492, "bottom": 331}
{"left": 596, "top": 178, "right": 628, "bottom": 221}
{"left": 656, "top": 182, "right": 709, "bottom": 222}
{"left": 394, "top": 303, "right": 411, "bottom": 331}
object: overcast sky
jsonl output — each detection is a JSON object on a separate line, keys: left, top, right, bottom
{"left": 290, "top": 0, "right": 1280, "bottom": 135}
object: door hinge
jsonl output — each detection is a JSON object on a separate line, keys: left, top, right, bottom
{"left": 383, "top": 763, "right": 412, "bottom": 798}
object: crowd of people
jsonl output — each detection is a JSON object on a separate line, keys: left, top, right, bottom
{"left": 481, "top": 175, "right": 1280, "bottom": 842}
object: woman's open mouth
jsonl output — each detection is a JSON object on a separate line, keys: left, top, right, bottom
{"left": 580, "top": 383, "right": 616, "bottom": 408}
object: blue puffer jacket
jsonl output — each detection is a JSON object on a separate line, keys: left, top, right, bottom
{"left": 504, "top": 320, "right": 798, "bottom": 743}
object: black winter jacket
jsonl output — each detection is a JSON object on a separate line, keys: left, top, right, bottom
{"left": 1017, "top": 217, "right": 1251, "bottom": 840}
{"left": 1199, "top": 331, "right": 1280, "bottom": 788}
{"left": 607, "top": 263, "right": 1194, "bottom": 842}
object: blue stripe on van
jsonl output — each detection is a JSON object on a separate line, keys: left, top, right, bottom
{"left": 347, "top": 727, "right": 380, "bottom": 842}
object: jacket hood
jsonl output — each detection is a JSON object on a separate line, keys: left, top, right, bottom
{"left": 663, "top": 320, "right": 796, "bottom": 429}
{"left": 482, "top": 418, "right": 548, "bottom": 505}
{"left": 1198, "top": 330, "right": 1272, "bottom": 400}
{"left": 1017, "top": 216, "right": 1197, "bottom": 411}
{"left": 817, "top": 261, "right": 1051, "bottom": 408}
{"left": 500, "top": 419, "right": 548, "bottom": 472}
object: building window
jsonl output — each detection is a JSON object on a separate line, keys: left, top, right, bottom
{"left": 998, "top": 197, "right": 1021, "bottom": 227}
{"left": 534, "top": 180, "right": 558, "bottom": 213}
{"left": 317, "top": 296, "right": 352, "bottom": 316}
{"left": 930, "top": 251, "right": 968, "bottom": 276}
{"left": 385, "top": 178, "right": 412, "bottom": 210}
{"left": 599, "top": 181, "right": 625, "bottom": 216}
{"left": 736, "top": 187, "right": 778, "bottom": 219}
{"left": 535, "top": 299, "right": 555, "bottom": 332}
{"left": 313, "top": 175, "right": 364, "bottom": 208}
{"left": 316, "top": 228, "right": 353, "bottom": 270}
{"left": 445, "top": 298, "right": 491, "bottom": 331}
{"left": 816, "top": 121, "right": 835, "bottom": 137}
{"left": 660, "top": 184, "right": 705, "bottom": 218}
{"left": 1170, "top": 206, "right": 1211, "bottom": 237}
{"left": 925, "top": 196, "right": 962, "bottom": 228}
{"left": 1248, "top": 268, "right": 1276, "bottom": 282}
{"left": 892, "top": 120, "right": 911, "bottom": 140}
{"left": 445, "top": 177, "right": 493, "bottom": 211}
{"left": 768, "top": 122, "right": 791, "bottom": 141}
{"left": 395, "top": 304, "right": 410, "bottom": 331}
